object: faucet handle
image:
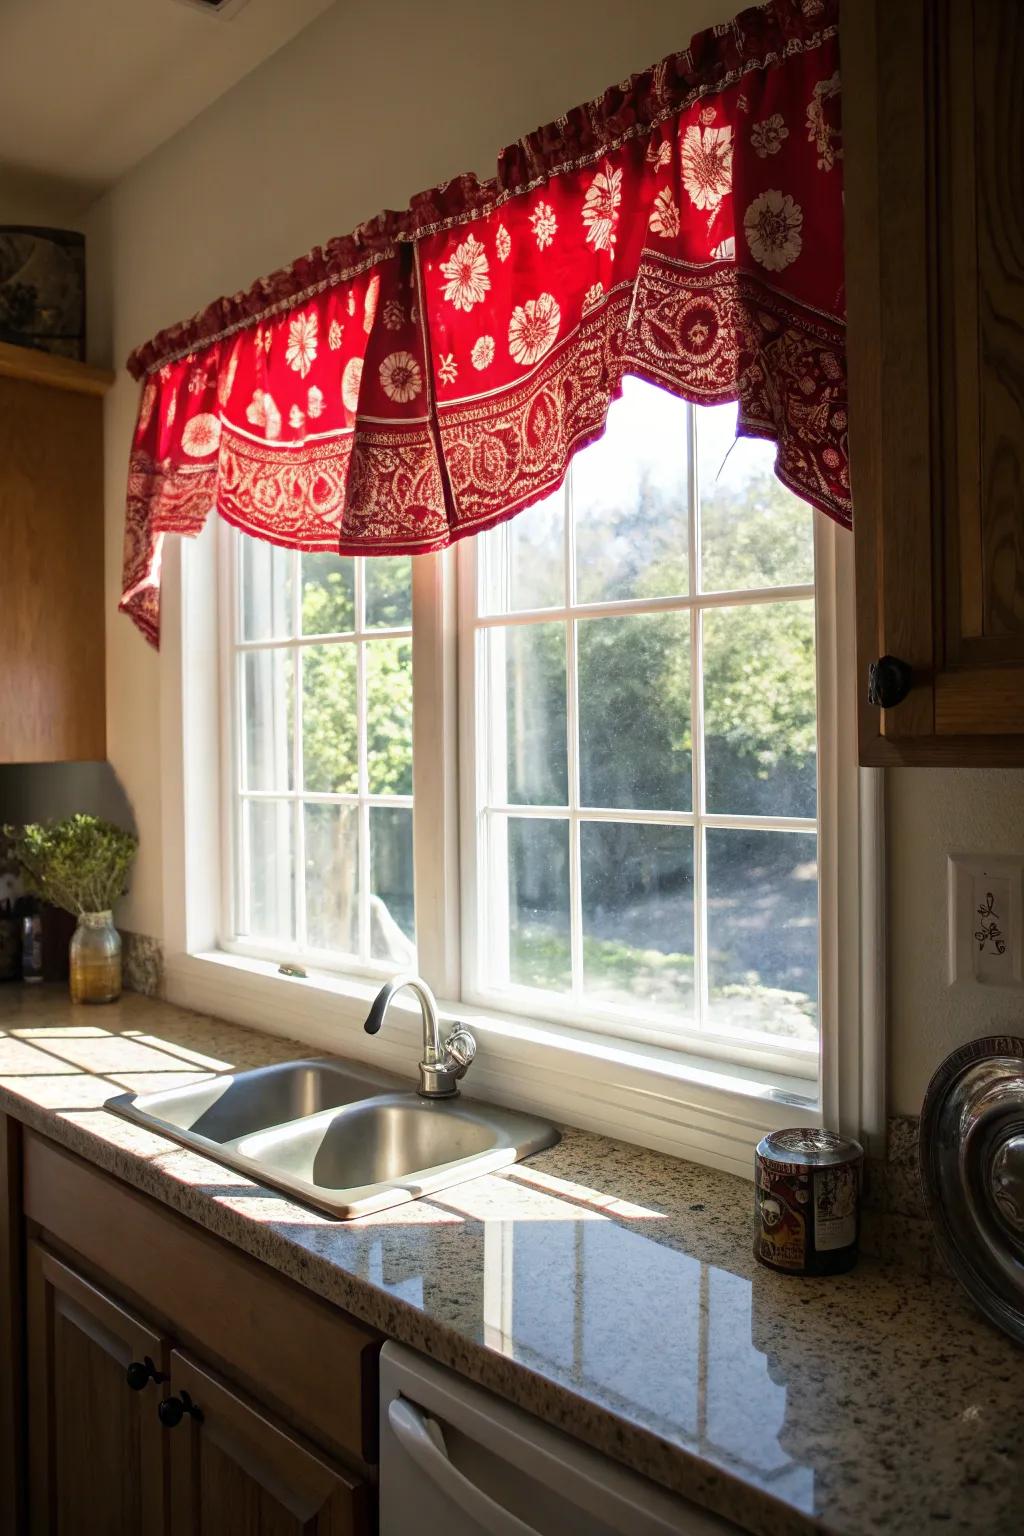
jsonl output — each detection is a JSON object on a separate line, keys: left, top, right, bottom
{"left": 443, "top": 1025, "right": 476, "bottom": 1077}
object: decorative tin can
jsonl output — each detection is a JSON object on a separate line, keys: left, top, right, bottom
{"left": 754, "top": 1128, "right": 863, "bottom": 1275}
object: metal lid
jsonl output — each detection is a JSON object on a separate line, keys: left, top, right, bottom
{"left": 756, "top": 1127, "right": 863, "bottom": 1168}
{"left": 920, "top": 1035, "right": 1024, "bottom": 1345}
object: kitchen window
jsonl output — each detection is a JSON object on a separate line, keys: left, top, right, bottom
{"left": 217, "top": 378, "right": 834, "bottom": 1084}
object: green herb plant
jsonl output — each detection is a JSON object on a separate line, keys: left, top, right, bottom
{"left": 5, "top": 815, "right": 138, "bottom": 918}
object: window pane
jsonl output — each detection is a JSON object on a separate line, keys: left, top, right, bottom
{"left": 510, "top": 492, "right": 565, "bottom": 611}
{"left": 241, "top": 539, "right": 293, "bottom": 641}
{"left": 244, "top": 798, "right": 294, "bottom": 941}
{"left": 573, "top": 378, "right": 689, "bottom": 604}
{"left": 508, "top": 817, "right": 571, "bottom": 991}
{"left": 697, "top": 403, "right": 814, "bottom": 591}
{"left": 370, "top": 806, "right": 415, "bottom": 962}
{"left": 366, "top": 556, "right": 413, "bottom": 629}
{"left": 366, "top": 638, "right": 413, "bottom": 795}
{"left": 304, "top": 803, "right": 357, "bottom": 954}
{"left": 242, "top": 650, "right": 293, "bottom": 791}
{"left": 302, "top": 644, "right": 357, "bottom": 794}
{"left": 301, "top": 553, "right": 354, "bottom": 636}
{"left": 577, "top": 613, "right": 691, "bottom": 811}
{"left": 484, "top": 623, "right": 567, "bottom": 806}
{"left": 581, "top": 822, "right": 694, "bottom": 1016}
{"left": 705, "top": 829, "right": 818, "bottom": 1043}
{"left": 703, "top": 601, "right": 817, "bottom": 818}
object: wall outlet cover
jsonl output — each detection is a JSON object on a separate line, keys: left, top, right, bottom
{"left": 948, "top": 853, "right": 1024, "bottom": 990}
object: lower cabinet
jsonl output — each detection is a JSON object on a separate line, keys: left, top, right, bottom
{"left": 25, "top": 1240, "right": 370, "bottom": 1536}
{"left": 165, "top": 1350, "right": 367, "bottom": 1535}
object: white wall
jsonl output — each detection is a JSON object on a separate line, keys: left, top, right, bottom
{"left": 888, "top": 769, "right": 1024, "bottom": 1115}
{"left": 87, "top": 0, "right": 1024, "bottom": 1116}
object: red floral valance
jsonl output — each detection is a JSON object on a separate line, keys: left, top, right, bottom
{"left": 121, "top": 0, "right": 845, "bottom": 646}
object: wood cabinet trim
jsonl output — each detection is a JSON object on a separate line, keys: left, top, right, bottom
{"left": 23, "top": 1132, "right": 381, "bottom": 1466}
{"left": 0, "top": 339, "right": 114, "bottom": 397}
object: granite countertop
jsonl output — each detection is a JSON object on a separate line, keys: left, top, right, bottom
{"left": 0, "top": 987, "right": 1020, "bottom": 1536}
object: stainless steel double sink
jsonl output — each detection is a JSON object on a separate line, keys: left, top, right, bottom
{"left": 106, "top": 1057, "right": 559, "bottom": 1220}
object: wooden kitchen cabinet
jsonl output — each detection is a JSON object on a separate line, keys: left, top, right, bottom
{"left": 0, "top": 341, "right": 113, "bottom": 764}
{"left": 844, "top": 0, "right": 1024, "bottom": 764}
{"left": 165, "top": 1350, "right": 368, "bottom": 1536}
{"left": 26, "top": 1243, "right": 168, "bottom": 1536}
{"left": 17, "top": 1133, "right": 378, "bottom": 1535}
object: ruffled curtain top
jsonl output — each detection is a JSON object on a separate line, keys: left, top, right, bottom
{"left": 121, "top": 0, "right": 845, "bottom": 646}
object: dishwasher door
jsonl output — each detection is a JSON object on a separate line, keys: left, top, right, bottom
{"left": 379, "top": 1342, "right": 738, "bottom": 1536}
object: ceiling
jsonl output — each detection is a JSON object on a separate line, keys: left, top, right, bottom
{"left": 0, "top": 0, "right": 334, "bottom": 209}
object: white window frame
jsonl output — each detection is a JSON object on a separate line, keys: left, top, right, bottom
{"left": 159, "top": 431, "right": 884, "bottom": 1179}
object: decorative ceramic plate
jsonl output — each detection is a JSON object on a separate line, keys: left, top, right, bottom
{"left": 920, "top": 1035, "right": 1024, "bottom": 1344}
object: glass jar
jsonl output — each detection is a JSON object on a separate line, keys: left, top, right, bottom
{"left": 69, "top": 911, "right": 122, "bottom": 1005}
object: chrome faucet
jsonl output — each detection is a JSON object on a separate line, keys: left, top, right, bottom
{"left": 364, "top": 974, "right": 476, "bottom": 1099}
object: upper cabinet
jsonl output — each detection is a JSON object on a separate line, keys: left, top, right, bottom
{"left": 0, "top": 341, "right": 113, "bottom": 764}
{"left": 845, "top": 0, "right": 1024, "bottom": 765}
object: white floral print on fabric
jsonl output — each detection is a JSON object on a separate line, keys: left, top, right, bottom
{"left": 438, "top": 353, "right": 458, "bottom": 385}
{"left": 307, "top": 385, "right": 325, "bottom": 419}
{"left": 806, "top": 72, "right": 841, "bottom": 170}
{"left": 379, "top": 350, "right": 424, "bottom": 403}
{"left": 341, "top": 357, "right": 362, "bottom": 414}
{"left": 582, "top": 282, "right": 605, "bottom": 311}
{"left": 530, "top": 201, "right": 558, "bottom": 250}
{"left": 382, "top": 299, "right": 404, "bottom": 331}
{"left": 440, "top": 233, "right": 491, "bottom": 312}
{"left": 649, "top": 187, "right": 680, "bottom": 239}
{"left": 507, "top": 293, "right": 561, "bottom": 366}
{"left": 495, "top": 225, "right": 511, "bottom": 263}
{"left": 288, "top": 405, "right": 305, "bottom": 430}
{"left": 347, "top": 292, "right": 356, "bottom": 316}
{"left": 217, "top": 349, "right": 238, "bottom": 408}
{"left": 364, "top": 272, "right": 381, "bottom": 334}
{"left": 181, "top": 412, "right": 221, "bottom": 458}
{"left": 187, "top": 366, "right": 208, "bottom": 395}
{"left": 645, "top": 139, "right": 672, "bottom": 170}
{"left": 166, "top": 394, "right": 177, "bottom": 429}
{"left": 582, "top": 162, "right": 623, "bottom": 251}
{"left": 751, "top": 114, "right": 788, "bottom": 158}
{"left": 471, "top": 335, "right": 495, "bottom": 370}
{"left": 138, "top": 381, "right": 156, "bottom": 434}
{"left": 329, "top": 319, "right": 344, "bottom": 351}
{"left": 711, "top": 236, "right": 736, "bottom": 261}
{"left": 286, "top": 312, "right": 318, "bottom": 377}
{"left": 681, "top": 124, "right": 733, "bottom": 211}
{"left": 743, "top": 189, "right": 803, "bottom": 270}
{"left": 246, "top": 390, "right": 281, "bottom": 439}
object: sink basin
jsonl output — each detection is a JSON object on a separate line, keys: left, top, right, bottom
{"left": 106, "top": 1057, "right": 559, "bottom": 1219}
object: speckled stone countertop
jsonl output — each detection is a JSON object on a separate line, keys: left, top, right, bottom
{"left": 1, "top": 988, "right": 1021, "bottom": 1536}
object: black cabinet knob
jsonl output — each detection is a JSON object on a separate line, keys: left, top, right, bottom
{"left": 157, "top": 1390, "right": 202, "bottom": 1429}
{"left": 125, "top": 1357, "right": 166, "bottom": 1392}
{"left": 867, "top": 655, "right": 913, "bottom": 708}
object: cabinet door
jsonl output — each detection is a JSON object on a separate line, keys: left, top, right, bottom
{"left": 0, "top": 373, "right": 106, "bottom": 763}
{"left": 845, "top": 0, "right": 1024, "bottom": 763}
{"left": 26, "top": 1242, "right": 168, "bottom": 1536}
{"left": 165, "top": 1349, "right": 369, "bottom": 1536}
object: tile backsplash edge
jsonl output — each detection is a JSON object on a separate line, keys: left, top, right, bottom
{"left": 121, "top": 931, "right": 164, "bottom": 999}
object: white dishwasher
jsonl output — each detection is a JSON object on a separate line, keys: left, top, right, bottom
{"left": 379, "top": 1342, "right": 740, "bottom": 1535}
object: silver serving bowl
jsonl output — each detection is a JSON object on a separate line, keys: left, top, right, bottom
{"left": 920, "top": 1035, "right": 1024, "bottom": 1344}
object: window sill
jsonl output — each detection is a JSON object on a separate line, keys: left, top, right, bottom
{"left": 164, "top": 949, "right": 821, "bottom": 1179}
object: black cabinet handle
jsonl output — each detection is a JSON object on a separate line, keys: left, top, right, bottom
{"left": 867, "top": 655, "right": 913, "bottom": 708}
{"left": 158, "top": 1390, "right": 202, "bottom": 1428}
{"left": 125, "top": 1357, "right": 167, "bottom": 1392}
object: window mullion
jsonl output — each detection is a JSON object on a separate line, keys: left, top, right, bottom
{"left": 412, "top": 548, "right": 461, "bottom": 997}
{"left": 292, "top": 549, "right": 307, "bottom": 950}
{"left": 565, "top": 473, "right": 584, "bottom": 999}
{"left": 355, "top": 559, "right": 370, "bottom": 964}
{"left": 688, "top": 405, "right": 709, "bottom": 1037}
